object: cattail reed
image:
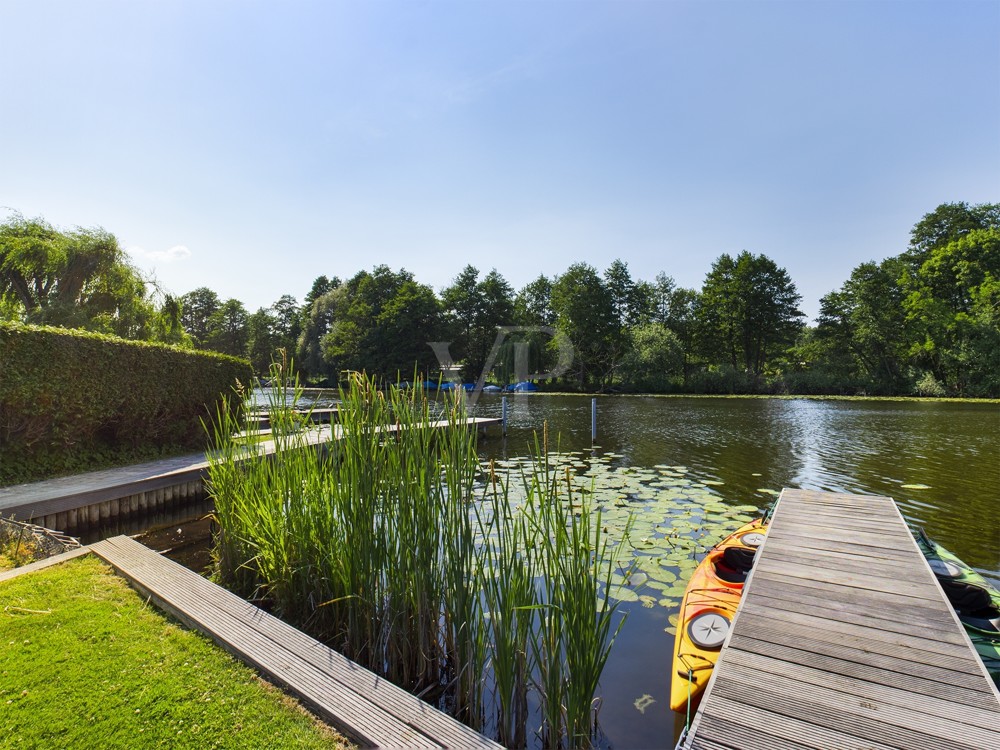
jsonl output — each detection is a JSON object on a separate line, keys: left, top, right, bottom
{"left": 207, "top": 364, "right": 627, "bottom": 748}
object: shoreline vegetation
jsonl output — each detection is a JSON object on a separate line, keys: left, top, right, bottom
{"left": 2, "top": 201, "right": 999, "bottom": 400}
{"left": 0, "top": 555, "right": 352, "bottom": 749}
{"left": 207, "top": 368, "right": 630, "bottom": 748}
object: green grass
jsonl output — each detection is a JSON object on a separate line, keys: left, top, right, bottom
{"left": 0, "top": 556, "right": 352, "bottom": 750}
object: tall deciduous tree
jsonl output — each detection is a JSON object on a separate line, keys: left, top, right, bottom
{"left": 904, "top": 227, "right": 1000, "bottom": 396}
{"left": 207, "top": 298, "right": 250, "bottom": 357}
{"left": 815, "top": 259, "right": 909, "bottom": 392}
{"left": 696, "top": 251, "right": 804, "bottom": 378}
{"left": 550, "top": 263, "right": 617, "bottom": 388}
{"left": 1, "top": 213, "right": 156, "bottom": 338}
{"left": 323, "top": 266, "right": 444, "bottom": 381}
{"left": 180, "top": 287, "right": 221, "bottom": 347}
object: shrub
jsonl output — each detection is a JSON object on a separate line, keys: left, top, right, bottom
{"left": 0, "top": 322, "right": 251, "bottom": 484}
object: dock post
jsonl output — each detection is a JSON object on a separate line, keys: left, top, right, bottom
{"left": 501, "top": 396, "right": 508, "bottom": 436}
{"left": 591, "top": 398, "right": 597, "bottom": 444}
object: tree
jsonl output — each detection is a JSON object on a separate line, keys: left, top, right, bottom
{"left": 322, "top": 266, "right": 444, "bottom": 381}
{"left": 1, "top": 212, "right": 156, "bottom": 337}
{"left": 696, "top": 252, "right": 804, "bottom": 380}
{"left": 904, "top": 227, "right": 1000, "bottom": 396}
{"left": 270, "top": 294, "right": 300, "bottom": 358}
{"left": 904, "top": 202, "right": 1000, "bottom": 269}
{"left": 814, "top": 260, "right": 909, "bottom": 393}
{"left": 180, "top": 287, "right": 221, "bottom": 347}
{"left": 550, "top": 263, "right": 617, "bottom": 388}
{"left": 206, "top": 298, "right": 250, "bottom": 357}
{"left": 619, "top": 322, "right": 684, "bottom": 391}
{"left": 152, "top": 294, "right": 192, "bottom": 347}
{"left": 246, "top": 307, "right": 280, "bottom": 373}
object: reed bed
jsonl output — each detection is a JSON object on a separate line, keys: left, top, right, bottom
{"left": 206, "top": 368, "right": 628, "bottom": 748}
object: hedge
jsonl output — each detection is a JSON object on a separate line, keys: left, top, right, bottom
{"left": 0, "top": 322, "right": 253, "bottom": 485}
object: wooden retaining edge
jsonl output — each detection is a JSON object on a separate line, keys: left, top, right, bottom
{"left": 0, "top": 546, "right": 92, "bottom": 584}
{"left": 90, "top": 535, "right": 502, "bottom": 750}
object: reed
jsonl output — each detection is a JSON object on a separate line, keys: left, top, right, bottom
{"left": 206, "top": 364, "right": 628, "bottom": 748}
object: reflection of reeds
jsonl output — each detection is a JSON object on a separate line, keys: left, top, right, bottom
{"left": 207, "top": 365, "right": 627, "bottom": 748}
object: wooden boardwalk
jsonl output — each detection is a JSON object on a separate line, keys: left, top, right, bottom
{"left": 90, "top": 535, "right": 501, "bottom": 750}
{"left": 0, "top": 417, "right": 500, "bottom": 532}
{"left": 681, "top": 488, "right": 1000, "bottom": 750}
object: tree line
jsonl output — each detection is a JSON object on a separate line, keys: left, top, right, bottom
{"left": 2, "top": 203, "right": 997, "bottom": 397}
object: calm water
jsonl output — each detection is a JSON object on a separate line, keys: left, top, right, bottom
{"left": 468, "top": 394, "right": 999, "bottom": 749}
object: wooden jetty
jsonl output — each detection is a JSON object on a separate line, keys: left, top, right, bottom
{"left": 0, "top": 417, "right": 501, "bottom": 535}
{"left": 680, "top": 488, "right": 1000, "bottom": 750}
{"left": 89, "top": 535, "right": 502, "bottom": 749}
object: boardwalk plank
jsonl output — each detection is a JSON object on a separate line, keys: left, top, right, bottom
{"left": 682, "top": 488, "right": 1000, "bottom": 750}
{"left": 91, "top": 536, "right": 501, "bottom": 750}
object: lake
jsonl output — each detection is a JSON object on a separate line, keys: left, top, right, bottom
{"left": 465, "top": 394, "right": 999, "bottom": 749}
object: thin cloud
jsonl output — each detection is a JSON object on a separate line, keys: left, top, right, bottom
{"left": 129, "top": 244, "right": 192, "bottom": 262}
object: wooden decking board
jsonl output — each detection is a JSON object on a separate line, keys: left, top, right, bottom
{"left": 742, "top": 589, "right": 965, "bottom": 645}
{"left": 724, "top": 649, "right": 1000, "bottom": 731}
{"left": 725, "top": 633, "right": 998, "bottom": 710}
{"left": 682, "top": 488, "right": 1000, "bottom": 750}
{"left": 731, "top": 610, "right": 976, "bottom": 674}
{"left": 91, "top": 536, "right": 501, "bottom": 750}
{"left": 0, "top": 417, "right": 501, "bottom": 523}
{"left": 727, "top": 628, "right": 990, "bottom": 692}
{"left": 707, "top": 675, "right": 989, "bottom": 750}
{"left": 92, "top": 536, "right": 499, "bottom": 750}
{"left": 737, "top": 598, "right": 971, "bottom": 655}
{"left": 691, "top": 703, "right": 906, "bottom": 750}
{"left": 771, "top": 540, "right": 914, "bottom": 576}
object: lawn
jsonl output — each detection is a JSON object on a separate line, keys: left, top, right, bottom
{"left": 0, "top": 555, "right": 353, "bottom": 749}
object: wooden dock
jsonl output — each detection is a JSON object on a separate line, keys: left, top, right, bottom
{"left": 0, "top": 417, "right": 500, "bottom": 534}
{"left": 680, "top": 488, "right": 1000, "bottom": 750}
{"left": 90, "top": 535, "right": 502, "bottom": 749}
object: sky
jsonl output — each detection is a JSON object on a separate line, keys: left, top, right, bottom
{"left": 2, "top": 0, "right": 998, "bottom": 323}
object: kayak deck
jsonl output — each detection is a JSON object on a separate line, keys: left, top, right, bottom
{"left": 679, "top": 488, "right": 1000, "bottom": 750}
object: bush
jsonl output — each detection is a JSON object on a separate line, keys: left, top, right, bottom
{"left": 0, "top": 322, "right": 251, "bottom": 485}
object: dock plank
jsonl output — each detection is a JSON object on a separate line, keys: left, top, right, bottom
{"left": 681, "top": 488, "right": 1000, "bottom": 750}
{"left": 91, "top": 535, "right": 501, "bottom": 750}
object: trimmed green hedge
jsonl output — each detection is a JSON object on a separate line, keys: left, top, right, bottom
{"left": 0, "top": 322, "right": 252, "bottom": 485}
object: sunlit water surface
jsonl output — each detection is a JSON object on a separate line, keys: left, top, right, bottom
{"left": 467, "top": 395, "right": 999, "bottom": 749}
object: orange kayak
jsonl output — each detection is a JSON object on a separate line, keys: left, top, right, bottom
{"left": 669, "top": 519, "right": 767, "bottom": 713}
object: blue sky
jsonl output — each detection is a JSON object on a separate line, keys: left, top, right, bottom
{"left": 2, "top": 0, "right": 998, "bottom": 322}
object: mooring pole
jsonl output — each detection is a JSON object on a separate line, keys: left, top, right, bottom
{"left": 591, "top": 397, "right": 597, "bottom": 444}
{"left": 502, "top": 396, "right": 508, "bottom": 436}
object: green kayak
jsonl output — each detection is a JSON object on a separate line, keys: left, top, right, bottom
{"left": 915, "top": 528, "right": 1000, "bottom": 687}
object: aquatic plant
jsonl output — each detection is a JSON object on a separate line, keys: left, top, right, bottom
{"left": 206, "top": 365, "right": 630, "bottom": 748}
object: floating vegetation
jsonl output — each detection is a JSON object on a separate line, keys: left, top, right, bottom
{"left": 901, "top": 483, "right": 932, "bottom": 490}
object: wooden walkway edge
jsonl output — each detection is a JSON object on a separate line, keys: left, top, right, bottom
{"left": 680, "top": 488, "right": 1000, "bottom": 750}
{"left": 90, "top": 535, "right": 501, "bottom": 750}
{"left": 0, "top": 417, "right": 500, "bottom": 530}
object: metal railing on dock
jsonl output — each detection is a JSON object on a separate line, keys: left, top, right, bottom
{"left": 680, "top": 488, "right": 1000, "bottom": 750}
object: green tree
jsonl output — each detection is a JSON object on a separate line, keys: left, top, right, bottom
{"left": 904, "top": 227, "right": 1000, "bottom": 396}
{"left": 695, "top": 252, "right": 804, "bottom": 382}
{"left": 180, "top": 287, "right": 221, "bottom": 347}
{"left": 550, "top": 263, "right": 616, "bottom": 388}
{"left": 904, "top": 202, "right": 1000, "bottom": 269}
{"left": 619, "top": 322, "right": 684, "bottom": 391}
{"left": 152, "top": 294, "right": 192, "bottom": 347}
{"left": 207, "top": 298, "right": 250, "bottom": 357}
{"left": 246, "top": 307, "right": 280, "bottom": 373}
{"left": 1, "top": 213, "right": 156, "bottom": 337}
{"left": 296, "top": 283, "right": 344, "bottom": 383}
{"left": 270, "top": 294, "right": 300, "bottom": 358}
{"left": 815, "top": 259, "right": 910, "bottom": 393}
{"left": 323, "top": 266, "right": 444, "bottom": 380}
{"left": 442, "top": 267, "right": 516, "bottom": 381}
